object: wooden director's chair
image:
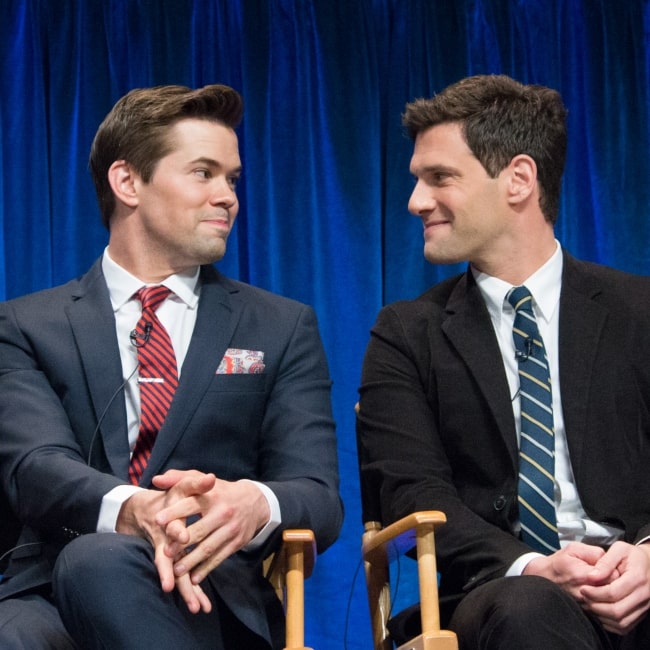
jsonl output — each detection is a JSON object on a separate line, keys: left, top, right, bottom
{"left": 356, "top": 404, "right": 458, "bottom": 650}
{"left": 362, "top": 512, "right": 458, "bottom": 650}
{"left": 265, "top": 528, "right": 316, "bottom": 650}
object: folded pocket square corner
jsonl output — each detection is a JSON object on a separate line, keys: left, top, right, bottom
{"left": 216, "top": 348, "right": 265, "bottom": 374}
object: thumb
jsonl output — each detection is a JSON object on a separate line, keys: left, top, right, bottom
{"left": 586, "top": 547, "right": 622, "bottom": 585}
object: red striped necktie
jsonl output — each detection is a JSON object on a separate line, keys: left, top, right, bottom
{"left": 128, "top": 286, "right": 178, "bottom": 485}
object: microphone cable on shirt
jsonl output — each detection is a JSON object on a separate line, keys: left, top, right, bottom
{"left": 86, "top": 365, "right": 138, "bottom": 467}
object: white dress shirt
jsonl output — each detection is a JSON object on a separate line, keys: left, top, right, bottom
{"left": 96, "top": 248, "right": 280, "bottom": 549}
{"left": 473, "top": 241, "right": 624, "bottom": 573}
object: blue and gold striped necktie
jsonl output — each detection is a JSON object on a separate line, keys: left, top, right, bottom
{"left": 508, "top": 285, "right": 560, "bottom": 554}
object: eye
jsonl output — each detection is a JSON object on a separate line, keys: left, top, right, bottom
{"left": 432, "top": 172, "right": 451, "bottom": 184}
{"left": 228, "top": 175, "right": 240, "bottom": 190}
{"left": 194, "top": 168, "right": 212, "bottom": 180}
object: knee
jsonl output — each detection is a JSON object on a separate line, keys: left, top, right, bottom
{"left": 452, "top": 576, "right": 593, "bottom": 648}
{"left": 54, "top": 533, "right": 152, "bottom": 592}
{"left": 488, "top": 575, "right": 571, "bottom": 622}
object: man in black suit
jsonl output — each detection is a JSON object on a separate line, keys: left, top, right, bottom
{"left": 0, "top": 84, "right": 343, "bottom": 649}
{"left": 357, "top": 75, "right": 650, "bottom": 648}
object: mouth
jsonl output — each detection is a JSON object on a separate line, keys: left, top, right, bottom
{"left": 423, "top": 219, "right": 450, "bottom": 233}
{"left": 202, "top": 211, "right": 231, "bottom": 231}
{"left": 204, "top": 217, "right": 229, "bottom": 227}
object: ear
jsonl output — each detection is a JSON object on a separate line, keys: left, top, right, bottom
{"left": 505, "top": 154, "right": 537, "bottom": 206}
{"left": 107, "top": 160, "right": 139, "bottom": 209}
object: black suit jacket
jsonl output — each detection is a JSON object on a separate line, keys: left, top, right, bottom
{"left": 0, "top": 258, "right": 343, "bottom": 642}
{"left": 358, "top": 251, "right": 650, "bottom": 599}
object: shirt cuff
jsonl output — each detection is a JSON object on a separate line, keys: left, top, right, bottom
{"left": 97, "top": 484, "right": 145, "bottom": 533}
{"left": 241, "top": 480, "right": 282, "bottom": 550}
{"left": 506, "top": 552, "right": 544, "bottom": 576}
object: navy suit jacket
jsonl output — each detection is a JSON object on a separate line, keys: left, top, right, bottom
{"left": 0, "top": 258, "right": 343, "bottom": 641}
{"left": 358, "top": 251, "right": 650, "bottom": 600}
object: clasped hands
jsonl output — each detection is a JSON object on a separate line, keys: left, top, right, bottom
{"left": 116, "top": 469, "right": 271, "bottom": 614}
{"left": 524, "top": 541, "right": 650, "bottom": 635}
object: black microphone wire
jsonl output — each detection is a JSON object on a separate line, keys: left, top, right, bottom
{"left": 86, "top": 364, "right": 138, "bottom": 467}
{"left": 343, "top": 555, "right": 363, "bottom": 649}
{"left": 129, "top": 321, "right": 152, "bottom": 347}
{"left": 0, "top": 541, "right": 46, "bottom": 584}
{"left": 2, "top": 358, "right": 139, "bottom": 577}
{"left": 343, "top": 546, "right": 402, "bottom": 649}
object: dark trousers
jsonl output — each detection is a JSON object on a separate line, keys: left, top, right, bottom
{"left": 0, "top": 592, "right": 77, "bottom": 649}
{"left": 0, "top": 533, "right": 272, "bottom": 649}
{"left": 449, "top": 576, "right": 650, "bottom": 650}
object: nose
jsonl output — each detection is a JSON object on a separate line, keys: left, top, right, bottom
{"left": 407, "top": 180, "right": 434, "bottom": 216}
{"left": 209, "top": 176, "right": 237, "bottom": 208}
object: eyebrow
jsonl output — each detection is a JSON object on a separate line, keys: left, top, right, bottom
{"left": 423, "top": 164, "right": 457, "bottom": 174}
{"left": 410, "top": 163, "right": 459, "bottom": 178}
{"left": 190, "top": 156, "right": 242, "bottom": 175}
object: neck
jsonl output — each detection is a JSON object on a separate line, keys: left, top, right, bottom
{"left": 472, "top": 231, "right": 557, "bottom": 286}
{"left": 106, "top": 234, "right": 196, "bottom": 284}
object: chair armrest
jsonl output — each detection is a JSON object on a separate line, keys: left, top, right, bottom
{"left": 363, "top": 511, "right": 457, "bottom": 649}
{"left": 362, "top": 511, "right": 447, "bottom": 563}
{"left": 265, "top": 529, "right": 316, "bottom": 650}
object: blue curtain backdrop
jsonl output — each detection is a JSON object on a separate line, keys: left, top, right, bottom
{"left": 1, "top": 1, "right": 649, "bottom": 647}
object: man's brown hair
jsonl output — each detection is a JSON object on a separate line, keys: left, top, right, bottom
{"left": 403, "top": 75, "right": 567, "bottom": 223}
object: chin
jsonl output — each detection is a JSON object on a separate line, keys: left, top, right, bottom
{"left": 195, "top": 241, "right": 228, "bottom": 265}
{"left": 424, "top": 248, "right": 462, "bottom": 265}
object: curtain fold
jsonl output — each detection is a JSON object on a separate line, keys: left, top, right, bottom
{"left": 1, "top": 2, "right": 648, "bottom": 647}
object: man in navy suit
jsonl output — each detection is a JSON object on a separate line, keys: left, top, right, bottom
{"left": 0, "top": 84, "right": 342, "bottom": 649}
{"left": 357, "top": 75, "right": 650, "bottom": 648}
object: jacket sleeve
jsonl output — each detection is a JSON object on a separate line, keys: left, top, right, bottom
{"left": 257, "top": 303, "right": 343, "bottom": 554}
{"left": 0, "top": 299, "right": 124, "bottom": 540}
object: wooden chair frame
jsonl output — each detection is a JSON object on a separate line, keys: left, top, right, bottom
{"left": 265, "top": 528, "right": 316, "bottom": 650}
{"left": 362, "top": 511, "right": 458, "bottom": 650}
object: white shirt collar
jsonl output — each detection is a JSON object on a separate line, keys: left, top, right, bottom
{"left": 473, "top": 240, "right": 563, "bottom": 324}
{"left": 101, "top": 246, "right": 201, "bottom": 312}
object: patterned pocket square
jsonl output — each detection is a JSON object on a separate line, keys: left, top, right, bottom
{"left": 216, "top": 348, "right": 266, "bottom": 374}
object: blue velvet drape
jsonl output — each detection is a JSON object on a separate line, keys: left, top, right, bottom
{"left": 1, "top": 2, "right": 648, "bottom": 647}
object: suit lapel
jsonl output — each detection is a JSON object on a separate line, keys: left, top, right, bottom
{"left": 557, "top": 254, "right": 607, "bottom": 470}
{"left": 442, "top": 272, "right": 519, "bottom": 469}
{"left": 440, "top": 256, "right": 609, "bottom": 479}
{"left": 65, "top": 259, "right": 131, "bottom": 478}
{"left": 141, "top": 266, "right": 243, "bottom": 483}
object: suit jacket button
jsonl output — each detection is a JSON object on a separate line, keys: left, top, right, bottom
{"left": 62, "top": 527, "right": 80, "bottom": 540}
{"left": 493, "top": 495, "right": 507, "bottom": 511}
